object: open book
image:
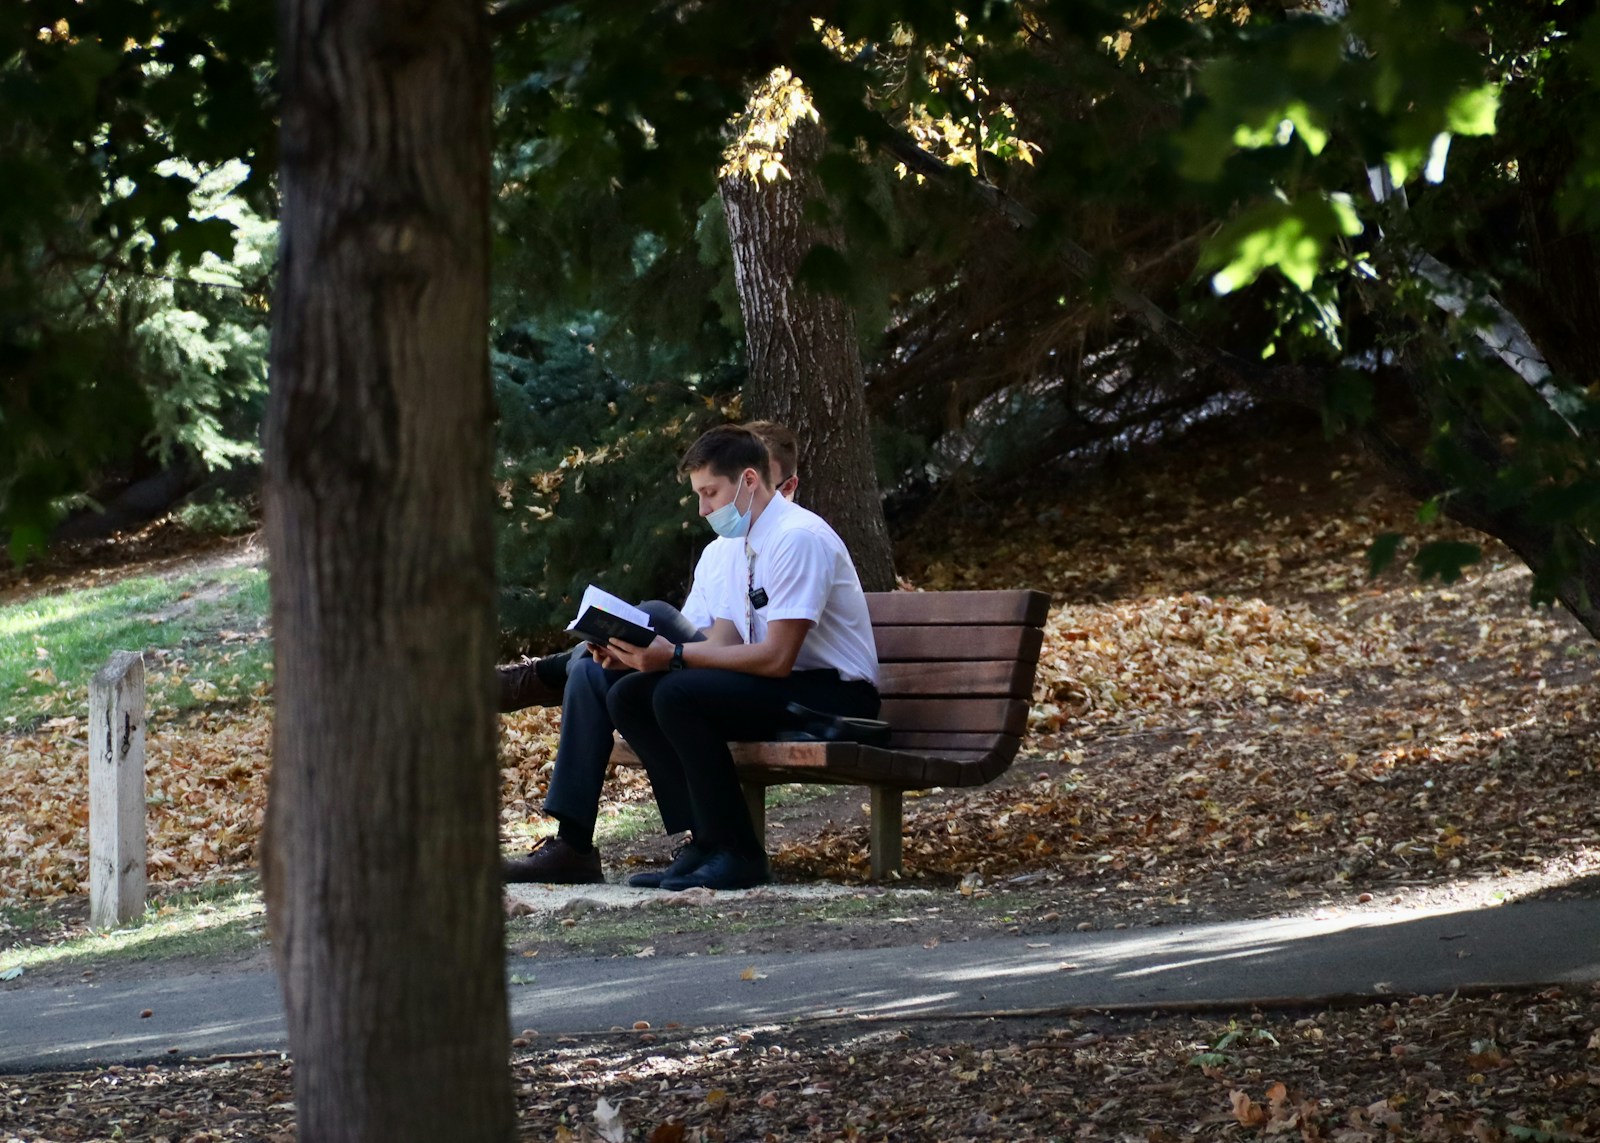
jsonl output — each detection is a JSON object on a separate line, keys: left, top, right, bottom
{"left": 566, "top": 584, "right": 656, "bottom": 647}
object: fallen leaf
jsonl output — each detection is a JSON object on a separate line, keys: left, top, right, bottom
{"left": 593, "top": 1096, "right": 625, "bottom": 1143}
{"left": 1230, "top": 1090, "right": 1265, "bottom": 1127}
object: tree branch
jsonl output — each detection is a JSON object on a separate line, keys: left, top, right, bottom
{"left": 869, "top": 125, "right": 1325, "bottom": 408}
{"left": 487, "top": 0, "right": 570, "bottom": 36}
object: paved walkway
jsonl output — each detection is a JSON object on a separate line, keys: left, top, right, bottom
{"left": 3, "top": 894, "right": 1597, "bottom": 1072}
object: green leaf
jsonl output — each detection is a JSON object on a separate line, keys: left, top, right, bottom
{"left": 1416, "top": 498, "right": 1441, "bottom": 525}
{"left": 1367, "top": 532, "right": 1404, "bottom": 578}
{"left": 1413, "top": 540, "right": 1482, "bottom": 584}
{"left": 1445, "top": 84, "right": 1500, "bottom": 136}
{"left": 1231, "top": 116, "right": 1292, "bottom": 151}
{"left": 1386, "top": 145, "right": 1428, "bottom": 188}
{"left": 1205, "top": 194, "right": 1364, "bottom": 295}
{"left": 1284, "top": 101, "right": 1329, "bottom": 156}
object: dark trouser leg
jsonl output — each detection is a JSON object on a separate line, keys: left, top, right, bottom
{"left": 540, "top": 657, "right": 631, "bottom": 845}
{"left": 609, "top": 669, "right": 879, "bottom": 855}
{"left": 605, "top": 672, "right": 696, "bottom": 835}
{"left": 638, "top": 600, "right": 705, "bottom": 645}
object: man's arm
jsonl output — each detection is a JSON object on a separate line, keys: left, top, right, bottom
{"left": 702, "top": 618, "right": 743, "bottom": 647}
{"left": 607, "top": 618, "right": 812, "bottom": 678}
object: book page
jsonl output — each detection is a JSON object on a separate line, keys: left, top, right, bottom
{"left": 565, "top": 584, "right": 653, "bottom": 632}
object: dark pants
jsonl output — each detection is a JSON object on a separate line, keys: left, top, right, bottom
{"left": 539, "top": 601, "right": 704, "bottom": 841}
{"left": 606, "top": 669, "right": 880, "bottom": 855}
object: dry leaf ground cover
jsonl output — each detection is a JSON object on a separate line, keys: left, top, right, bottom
{"left": 6, "top": 414, "right": 1600, "bottom": 929}
{"left": 4, "top": 987, "right": 1597, "bottom": 1141}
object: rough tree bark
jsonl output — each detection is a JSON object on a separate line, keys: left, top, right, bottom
{"left": 720, "top": 115, "right": 897, "bottom": 591}
{"left": 263, "top": 1, "right": 511, "bottom": 1140}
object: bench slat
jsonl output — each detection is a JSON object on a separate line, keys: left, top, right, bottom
{"left": 879, "top": 696, "right": 1028, "bottom": 736}
{"left": 916, "top": 754, "right": 972, "bottom": 787}
{"left": 874, "top": 625, "right": 1043, "bottom": 664}
{"left": 618, "top": 732, "right": 1018, "bottom": 768}
{"left": 878, "top": 659, "right": 1035, "bottom": 699}
{"left": 728, "top": 740, "right": 853, "bottom": 770}
{"left": 886, "top": 731, "right": 1022, "bottom": 755}
{"left": 739, "top": 751, "right": 989, "bottom": 789}
{"left": 867, "top": 590, "right": 1051, "bottom": 627}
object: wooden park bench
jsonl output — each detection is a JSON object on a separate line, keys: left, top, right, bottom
{"left": 614, "top": 588, "right": 1051, "bottom": 879}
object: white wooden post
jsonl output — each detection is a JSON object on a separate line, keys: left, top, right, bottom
{"left": 89, "top": 651, "right": 147, "bottom": 927}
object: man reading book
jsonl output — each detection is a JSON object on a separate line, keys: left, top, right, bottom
{"left": 501, "top": 422, "right": 807, "bottom": 884}
{"left": 596, "top": 425, "right": 880, "bottom": 891}
{"left": 494, "top": 421, "right": 799, "bottom": 713}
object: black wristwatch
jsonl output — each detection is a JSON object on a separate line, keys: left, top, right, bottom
{"left": 670, "top": 643, "right": 686, "bottom": 670}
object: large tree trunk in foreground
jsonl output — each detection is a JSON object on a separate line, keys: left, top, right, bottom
{"left": 720, "top": 115, "right": 896, "bottom": 591}
{"left": 263, "top": 1, "right": 510, "bottom": 1140}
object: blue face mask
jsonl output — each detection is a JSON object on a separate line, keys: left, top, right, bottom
{"left": 705, "top": 473, "right": 756, "bottom": 538}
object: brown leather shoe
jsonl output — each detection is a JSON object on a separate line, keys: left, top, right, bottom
{"left": 496, "top": 657, "right": 567, "bottom": 712}
{"left": 501, "top": 836, "right": 603, "bottom": 884}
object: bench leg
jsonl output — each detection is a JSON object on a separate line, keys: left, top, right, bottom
{"left": 868, "top": 786, "right": 903, "bottom": 880}
{"left": 741, "top": 781, "right": 767, "bottom": 850}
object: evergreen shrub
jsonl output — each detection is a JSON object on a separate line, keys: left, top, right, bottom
{"left": 175, "top": 494, "right": 256, "bottom": 537}
{"left": 492, "top": 320, "right": 739, "bottom": 653}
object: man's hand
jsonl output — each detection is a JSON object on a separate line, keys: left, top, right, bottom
{"left": 587, "top": 641, "right": 626, "bottom": 670}
{"left": 606, "top": 634, "right": 674, "bottom": 673}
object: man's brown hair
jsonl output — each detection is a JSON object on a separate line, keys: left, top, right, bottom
{"left": 678, "top": 424, "right": 771, "bottom": 484}
{"left": 744, "top": 420, "right": 798, "bottom": 483}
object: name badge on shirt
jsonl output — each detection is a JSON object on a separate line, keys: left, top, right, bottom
{"left": 748, "top": 587, "right": 768, "bottom": 611}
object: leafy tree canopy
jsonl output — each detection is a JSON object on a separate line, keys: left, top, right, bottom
{"left": 2, "top": 0, "right": 276, "bottom": 557}
{"left": 14, "top": 0, "right": 1600, "bottom": 636}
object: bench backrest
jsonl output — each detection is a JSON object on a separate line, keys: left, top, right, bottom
{"left": 866, "top": 588, "right": 1050, "bottom": 783}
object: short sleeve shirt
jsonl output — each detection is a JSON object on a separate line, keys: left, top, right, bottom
{"left": 710, "top": 495, "right": 878, "bottom": 686}
{"left": 680, "top": 537, "right": 741, "bottom": 631}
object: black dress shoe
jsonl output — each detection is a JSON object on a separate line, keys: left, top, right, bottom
{"left": 659, "top": 849, "right": 769, "bottom": 892}
{"left": 627, "top": 840, "right": 711, "bottom": 889}
{"left": 502, "top": 836, "right": 603, "bottom": 884}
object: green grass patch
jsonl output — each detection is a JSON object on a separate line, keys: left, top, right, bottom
{"left": 0, "top": 564, "right": 271, "bottom": 726}
{"left": 0, "top": 878, "right": 266, "bottom": 977}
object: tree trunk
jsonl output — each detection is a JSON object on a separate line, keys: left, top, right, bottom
{"left": 720, "top": 116, "right": 897, "bottom": 591}
{"left": 263, "top": 2, "right": 510, "bottom": 1140}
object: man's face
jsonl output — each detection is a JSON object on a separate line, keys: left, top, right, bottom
{"left": 689, "top": 466, "right": 756, "bottom": 518}
{"left": 770, "top": 461, "right": 797, "bottom": 500}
